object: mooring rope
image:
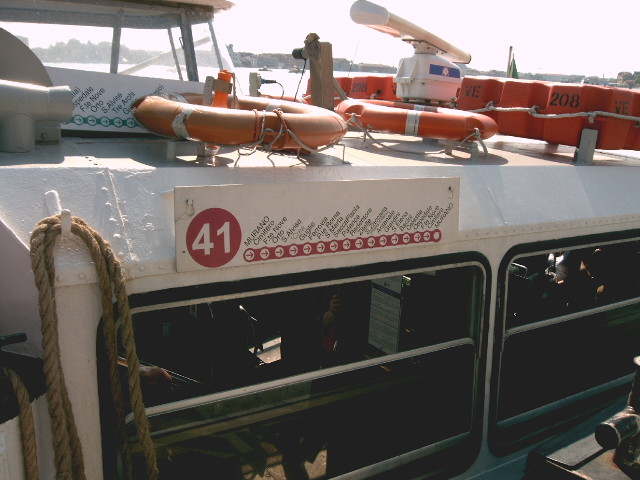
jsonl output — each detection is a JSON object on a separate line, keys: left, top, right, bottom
{"left": 30, "top": 215, "right": 159, "bottom": 480}
{"left": 2, "top": 367, "right": 39, "bottom": 480}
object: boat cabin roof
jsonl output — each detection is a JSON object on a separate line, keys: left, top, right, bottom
{"left": 1, "top": 0, "right": 233, "bottom": 28}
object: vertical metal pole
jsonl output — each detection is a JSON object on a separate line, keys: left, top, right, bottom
{"left": 167, "top": 28, "right": 184, "bottom": 81}
{"left": 197, "top": 76, "right": 216, "bottom": 165}
{"left": 207, "top": 19, "right": 224, "bottom": 69}
{"left": 180, "top": 11, "right": 199, "bottom": 82}
{"left": 506, "top": 46, "right": 514, "bottom": 78}
{"left": 110, "top": 10, "right": 124, "bottom": 74}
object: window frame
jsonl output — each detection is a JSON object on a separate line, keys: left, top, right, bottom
{"left": 491, "top": 229, "right": 640, "bottom": 455}
{"left": 121, "top": 251, "right": 491, "bottom": 479}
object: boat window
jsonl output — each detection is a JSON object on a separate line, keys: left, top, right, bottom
{"left": 1, "top": 22, "right": 114, "bottom": 73}
{"left": 117, "top": 26, "right": 187, "bottom": 79}
{"left": 1, "top": 9, "right": 231, "bottom": 81}
{"left": 116, "top": 262, "right": 485, "bottom": 479}
{"left": 494, "top": 238, "right": 640, "bottom": 453}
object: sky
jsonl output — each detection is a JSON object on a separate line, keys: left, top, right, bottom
{"left": 3, "top": 0, "right": 637, "bottom": 78}
{"left": 212, "top": 0, "right": 638, "bottom": 78}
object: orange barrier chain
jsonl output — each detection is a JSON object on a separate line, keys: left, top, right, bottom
{"left": 132, "top": 94, "right": 347, "bottom": 151}
{"left": 457, "top": 77, "right": 640, "bottom": 150}
{"left": 335, "top": 98, "right": 498, "bottom": 141}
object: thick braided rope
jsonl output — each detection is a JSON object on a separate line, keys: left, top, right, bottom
{"left": 65, "top": 218, "right": 158, "bottom": 480}
{"left": 71, "top": 219, "right": 152, "bottom": 479}
{"left": 68, "top": 218, "right": 133, "bottom": 478}
{"left": 2, "top": 367, "right": 39, "bottom": 480}
{"left": 30, "top": 215, "right": 158, "bottom": 479}
{"left": 30, "top": 219, "right": 84, "bottom": 480}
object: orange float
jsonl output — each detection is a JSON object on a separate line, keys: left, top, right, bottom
{"left": 307, "top": 76, "right": 399, "bottom": 107}
{"left": 132, "top": 93, "right": 347, "bottom": 151}
{"left": 335, "top": 98, "right": 498, "bottom": 141}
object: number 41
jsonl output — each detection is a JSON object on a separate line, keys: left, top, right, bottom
{"left": 191, "top": 222, "right": 230, "bottom": 255}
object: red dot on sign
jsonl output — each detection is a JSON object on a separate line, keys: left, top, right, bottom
{"left": 186, "top": 208, "right": 241, "bottom": 268}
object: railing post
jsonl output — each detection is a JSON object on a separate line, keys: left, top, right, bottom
{"left": 292, "top": 33, "right": 335, "bottom": 111}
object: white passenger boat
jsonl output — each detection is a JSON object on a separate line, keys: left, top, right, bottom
{"left": 2, "top": 1, "right": 640, "bottom": 479}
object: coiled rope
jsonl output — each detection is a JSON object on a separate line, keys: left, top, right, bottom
{"left": 2, "top": 367, "right": 39, "bottom": 480}
{"left": 30, "top": 215, "right": 158, "bottom": 480}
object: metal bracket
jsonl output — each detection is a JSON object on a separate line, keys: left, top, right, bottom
{"left": 574, "top": 128, "right": 598, "bottom": 165}
{"left": 196, "top": 76, "right": 224, "bottom": 166}
{"left": 444, "top": 139, "right": 483, "bottom": 160}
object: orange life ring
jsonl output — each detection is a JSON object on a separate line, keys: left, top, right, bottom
{"left": 132, "top": 94, "right": 347, "bottom": 150}
{"left": 335, "top": 98, "right": 498, "bottom": 141}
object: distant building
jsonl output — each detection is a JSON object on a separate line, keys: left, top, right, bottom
{"left": 356, "top": 63, "right": 397, "bottom": 74}
{"left": 226, "top": 44, "right": 240, "bottom": 67}
{"left": 333, "top": 58, "right": 352, "bottom": 72}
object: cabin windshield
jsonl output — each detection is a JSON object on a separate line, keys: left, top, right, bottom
{"left": 109, "top": 259, "right": 486, "bottom": 479}
{"left": 0, "top": 0, "right": 232, "bottom": 81}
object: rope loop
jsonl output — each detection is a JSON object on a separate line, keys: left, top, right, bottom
{"left": 30, "top": 214, "right": 159, "bottom": 480}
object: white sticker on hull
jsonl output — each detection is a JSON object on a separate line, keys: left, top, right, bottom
{"left": 46, "top": 67, "right": 203, "bottom": 133}
{"left": 175, "top": 178, "right": 460, "bottom": 272}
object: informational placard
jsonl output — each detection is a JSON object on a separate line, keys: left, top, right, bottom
{"left": 175, "top": 177, "right": 460, "bottom": 272}
{"left": 368, "top": 277, "right": 403, "bottom": 354}
{"left": 47, "top": 67, "right": 203, "bottom": 133}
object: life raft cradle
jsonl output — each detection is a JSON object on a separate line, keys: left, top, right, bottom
{"left": 457, "top": 77, "right": 640, "bottom": 151}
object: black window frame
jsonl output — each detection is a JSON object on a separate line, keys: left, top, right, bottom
{"left": 117, "top": 251, "right": 491, "bottom": 480}
{"left": 491, "top": 229, "right": 640, "bottom": 456}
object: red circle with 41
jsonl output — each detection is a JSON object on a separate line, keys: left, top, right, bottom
{"left": 186, "top": 208, "right": 242, "bottom": 267}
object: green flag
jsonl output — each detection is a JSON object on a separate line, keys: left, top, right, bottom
{"left": 509, "top": 58, "right": 519, "bottom": 79}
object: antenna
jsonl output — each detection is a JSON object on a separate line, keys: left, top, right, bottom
{"left": 349, "top": 0, "right": 471, "bottom": 103}
{"left": 349, "top": 0, "right": 471, "bottom": 64}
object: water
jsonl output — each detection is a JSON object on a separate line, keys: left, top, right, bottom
{"left": 44, "top": 62, "right": 393, "bottom": 100}
{"left": 220, "top": 67, "right": 393, "bottom": 100}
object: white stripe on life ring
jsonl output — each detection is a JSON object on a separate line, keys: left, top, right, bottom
{"left": 405, "top": 110, "right": 421, "bottom": 136}
{"left": 172, "top": 106, "right": 193, "bottom": 139}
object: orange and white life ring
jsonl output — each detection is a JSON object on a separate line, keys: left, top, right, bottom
{"left": 132, "top": 94, "right": 347, "bottom": 150}
{"left": 335, "top": 98, "right": 498, "bottom": 141}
